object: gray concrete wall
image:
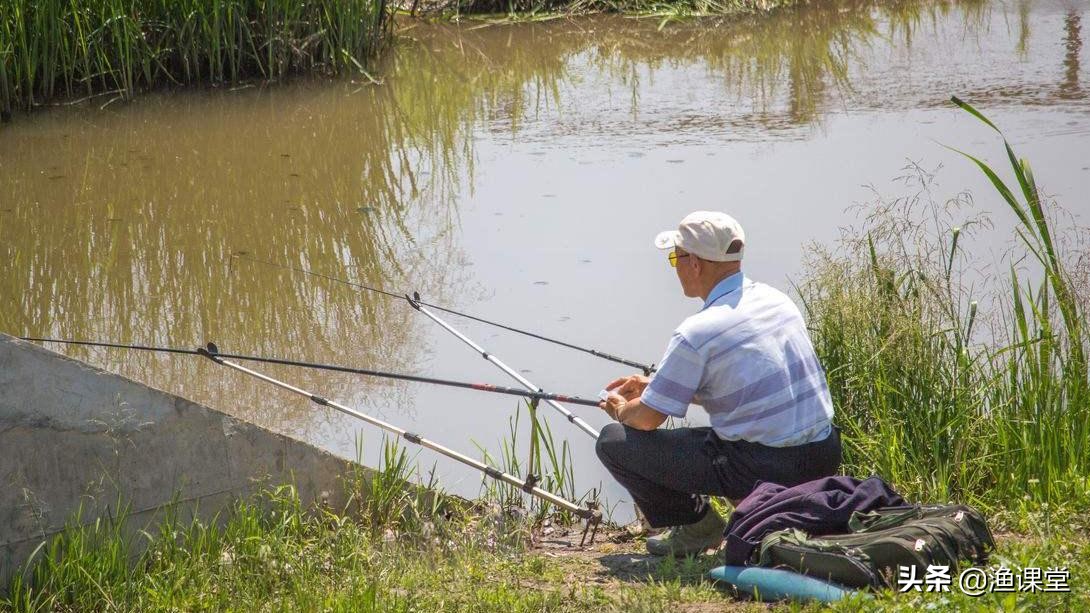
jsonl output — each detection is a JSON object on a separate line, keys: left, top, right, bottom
{"left": 0, "top": 333, "right": 367, "bottom": 582}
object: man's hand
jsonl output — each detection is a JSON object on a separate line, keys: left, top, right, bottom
{"left": 599, "top": 392, "right": 627, "bottom": 420}
{"left": 597, "top": 373, "right": 668, "bottom": 431}
{"left": 605, "top": 374, "right": 651, "bottom": 401}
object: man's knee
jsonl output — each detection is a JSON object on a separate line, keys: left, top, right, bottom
{"left": 595, "top": 422, "right": 628, "bottom": 465}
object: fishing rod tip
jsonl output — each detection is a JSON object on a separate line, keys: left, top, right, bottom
{"left": 404, "top": 292, "right": 422, "bottom": 310}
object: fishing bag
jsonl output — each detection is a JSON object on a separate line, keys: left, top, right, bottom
{"left": 755, "top": 504, "right": 995, "bottom": 588}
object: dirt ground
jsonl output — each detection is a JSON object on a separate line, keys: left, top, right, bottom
{"left": 524, "top": 521, "right": 771, "bottom": 611}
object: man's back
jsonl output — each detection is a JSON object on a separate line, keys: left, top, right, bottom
{"left": 643, "top": 273, "right": 834, "bottom": 447}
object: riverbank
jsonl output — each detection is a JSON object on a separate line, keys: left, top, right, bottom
{"left": 3, "top": 480, "right": 1086, "bottom": 610}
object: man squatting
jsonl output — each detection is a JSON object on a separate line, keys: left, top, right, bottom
{"left": 596, "top": 211, "right": 842, "bottom": 557}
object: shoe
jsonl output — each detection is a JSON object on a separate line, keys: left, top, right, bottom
{"left": 645, "top": 509, "right": 727, "bottom": 557}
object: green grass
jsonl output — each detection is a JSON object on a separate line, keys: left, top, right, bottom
{"left": 0, "top": 437, "right": 601, "bottom": 612}
{"left": 475, "top": 401, "right": 596, "bottom": 526}
{"left": 3, "top": 474, "right": 1086, "bottom": 610}
{"left": 0, "top": 0, "right": 391, "bottom": 117}
{"left": 798, "top": 99, "right": 1090, "bottom": 517}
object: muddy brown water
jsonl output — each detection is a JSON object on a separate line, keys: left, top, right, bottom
{"left": 1, "top": 0, "right": 1087, "bottom": 520}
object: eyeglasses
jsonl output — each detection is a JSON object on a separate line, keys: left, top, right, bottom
{"left": 668, "top": 251, "right": 691, "bottom": 268}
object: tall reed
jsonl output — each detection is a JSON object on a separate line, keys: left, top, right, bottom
{"left": 0, "top": 0, "right": 391, "bottom": 118}
{"left": 800, "top": 100, "right": 1089, "bottom": 513}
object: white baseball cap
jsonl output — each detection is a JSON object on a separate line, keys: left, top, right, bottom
{"left": 654, "top": 211, "right": 746, "bottom": 262}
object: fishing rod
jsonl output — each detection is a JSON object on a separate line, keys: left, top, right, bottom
{"left": 405, "top": 293, "right": 601, "bottom": 440}
{"left": 18, "top": 337, "right": 604, "bottom": 408}
{"left": 234, "top": 254, "right": 656, "bottom": 375}
{"left": 195, "top": 343, "right": 601, "bottom": 545}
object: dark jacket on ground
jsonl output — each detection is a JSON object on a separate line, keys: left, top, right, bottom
{"left": 722, "top": 475, "right": 906, "bottom": 565}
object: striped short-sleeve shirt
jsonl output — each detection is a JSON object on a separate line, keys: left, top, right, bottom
{"left": 640, "top": 272, "right": 834, "bottom": 447}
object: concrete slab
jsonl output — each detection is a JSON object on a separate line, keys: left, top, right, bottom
{"left": 0, "top": 333, "right": 368, "bottom": 583}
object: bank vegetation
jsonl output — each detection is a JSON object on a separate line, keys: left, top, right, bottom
{"left": 0, "top": 0, "right": 391, "bottom": 119}
{"left": 805, "top": 101, "right": 1090, "bottom": 520}
{"left": 0, "top": 0, "right": 807, "bottom": 119}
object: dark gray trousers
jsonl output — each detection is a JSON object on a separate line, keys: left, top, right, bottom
{"left": 595, "top": 423, "right": 842, "bottom": 527}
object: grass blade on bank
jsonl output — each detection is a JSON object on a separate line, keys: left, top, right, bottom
{"left": 802, "top": 100, "right": 1089, "bottom": 518}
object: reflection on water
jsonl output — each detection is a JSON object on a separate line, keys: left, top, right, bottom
{"left": 1, "top": 0, "right": 1086, "bottom": 475}
{"left": 0, "top": 82, "right": 470, "bottom": 433}
{"left": 1061, "top": 9, "right": 1083, "bottom": 98}
{"left": 383, "top": 0, "right": 997, "bottom": 145}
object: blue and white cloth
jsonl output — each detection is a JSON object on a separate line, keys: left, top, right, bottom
{"left": 640, "top": 272, "right": 834, "bottom": 447}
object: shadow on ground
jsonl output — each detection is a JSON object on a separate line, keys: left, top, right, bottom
{"left": 597, "top": 550, "right": 725, "bottom": 585}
